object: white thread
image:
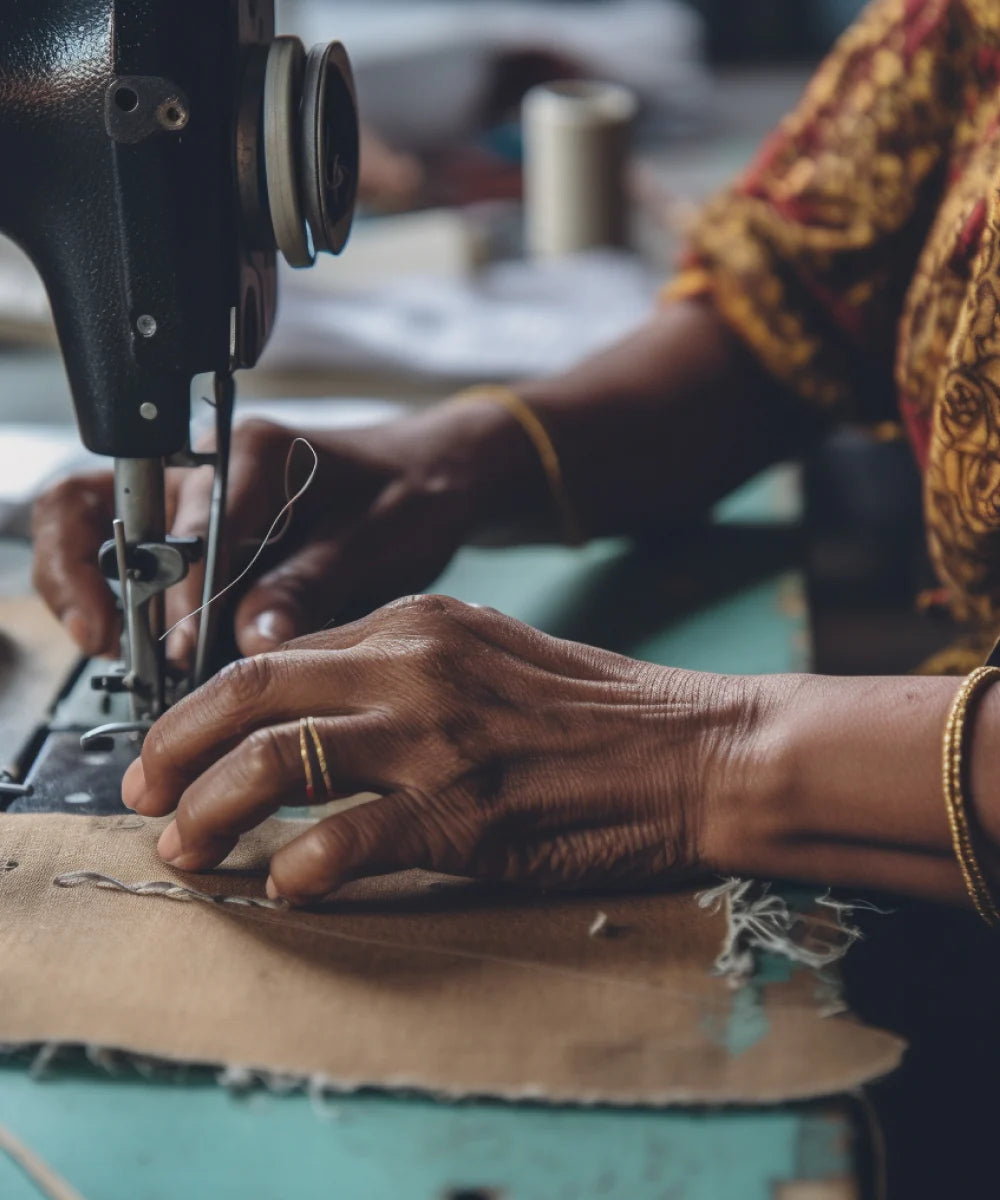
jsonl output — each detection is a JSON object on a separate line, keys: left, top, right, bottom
{"left": 160, "top": 437, "right": 319, "bottom": 641}
{"left": 697, "top": 877, "right": 872, "bottom": 990}
{"left": 225, "top": 905, "right": 727, "bottom": 1005}
{"left": 29, "top": 1043, "right": 59, "bottom": 1080}
{"left": 53, "top": 871, "right": 288, "bottom": 911}
{"left": 0, "top": 1119, "right": 87, "bottom": 1200}
{"left": 588, "top": 911, "right": 609, "bottom": 937}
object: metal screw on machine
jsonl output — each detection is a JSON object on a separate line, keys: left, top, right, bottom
{"left": 155, "top": 97, "right": 189, "bottom": 131}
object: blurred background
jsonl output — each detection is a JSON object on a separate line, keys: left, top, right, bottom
{"left": 1, "top": 0, "right": 948, "bottom": 677}
{"left": 0, "top": 0, "right": 872, "bottom": 399}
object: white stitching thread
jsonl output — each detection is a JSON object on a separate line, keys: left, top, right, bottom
{"left": 53, "top": 871, "right": 287, "bottom": 910}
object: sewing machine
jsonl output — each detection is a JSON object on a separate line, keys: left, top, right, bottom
{"left": 0, "top": 0, "right": 358, "bottom": 815}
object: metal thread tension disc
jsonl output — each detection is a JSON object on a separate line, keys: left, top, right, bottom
{"left": 260, "top": 36, "right": 358, "bottom": 268}
{"left": 301, "top": 42, "right": 358, "bottom": 255}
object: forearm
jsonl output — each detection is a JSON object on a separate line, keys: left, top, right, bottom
{"left": 706, "top": 673, "right": 1000, "bottom": 907}
{"left": 450, "top": 298, "right": 823, "bottom": 540}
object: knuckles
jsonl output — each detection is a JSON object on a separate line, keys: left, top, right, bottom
{"left": 382, "top": 593, "right": 461, "bottom": 620}
{"left": 212, "top": 653, "right": 280, "bottom": 711}
{"left": 239, "top": 725, "right": 297, "bottom": 786}
{"left": 377, "top": 593, "right": 503, "bottom": 646}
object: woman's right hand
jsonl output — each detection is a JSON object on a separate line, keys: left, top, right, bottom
{"left": 32, "top": 400, "right": 541, "bottom": 664}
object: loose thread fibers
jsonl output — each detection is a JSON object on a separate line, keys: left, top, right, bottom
{"left": 160, "top": 436, "right": 319, "bottom": 642}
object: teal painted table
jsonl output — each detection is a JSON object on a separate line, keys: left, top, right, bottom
{"left": 0, "top": 468, "right": 864, "bottom": 1200}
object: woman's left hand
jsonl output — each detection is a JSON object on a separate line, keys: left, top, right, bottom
{"left": 122, "top": 595, "right": 753, "bottom": 905}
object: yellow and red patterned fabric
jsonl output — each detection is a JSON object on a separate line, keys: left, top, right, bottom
{"left": 676, "top": 0, "right": 1000, "bottom": 623}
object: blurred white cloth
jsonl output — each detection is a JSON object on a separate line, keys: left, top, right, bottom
{"left": 265, "top": 249, "right": 661, "bottom": 378}
{"left": 280, "top": 0, "right": 710, "bottom": 146}
{"left": 0, "top": 233, "right": 660, "bottom": 385}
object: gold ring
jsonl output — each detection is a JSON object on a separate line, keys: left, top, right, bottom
{"left": 305, "top": 716, "right": 334, "bottom": 800}
{"left": 299, "top": 716, "right": 333, "bottom": 804}
{"left": 298, "top": 718, "right": 317, "bottom": 803}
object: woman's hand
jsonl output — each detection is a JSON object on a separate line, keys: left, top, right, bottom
{"left": 119, "top": 595, "right": 752, "bottom": 905}
{"left": 32, "top": 402, "right": 542, "bottom": 665}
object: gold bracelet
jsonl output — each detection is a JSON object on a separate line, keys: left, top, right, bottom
{"left": 942, "top": 666, "right": 1000, "bottom": 926}
{"left": 450, "top": 385, "right": 584, "bottom": 547}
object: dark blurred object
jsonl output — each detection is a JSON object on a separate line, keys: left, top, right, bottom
{"left": 804, "top": 428, "right": 964, "bottom": 675}
{"left": 687, "top": 0, "right": 867, "bottom": 61}
{"left": 843, "top": 899, "right": 1000, "bottom": 1198}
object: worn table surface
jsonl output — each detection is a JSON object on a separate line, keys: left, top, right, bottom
{"left": 0, "top": 463, "right": 867, "bottom": 1200}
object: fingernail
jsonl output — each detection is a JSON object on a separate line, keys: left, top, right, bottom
{"left": 253, "top": 610, "right": 296, "bottom": 648}
{"left": 157, "top": 820, "right": 182, "bottom": 863}
{"left": 165, "top": 628, "right": 193, "bottom": 668}
{"left": 121, "top": 759, "right": 146, "bottom": 812}
{"left": 63, "top": 607, "right": 95, "bottom": 653}
{"left": 265, "top": 875, "right": 280, "bottom": 900}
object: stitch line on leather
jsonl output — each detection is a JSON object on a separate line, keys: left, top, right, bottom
{"left": 53, "top": 871, "right": 288, "bottom": 910}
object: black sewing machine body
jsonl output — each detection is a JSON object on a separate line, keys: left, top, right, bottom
{"left": 0, "top": 0, "right": 277, "bottom": 458}
{"left": 0, "top": 0, "right": 358, "bottom": 812}
{"left": 9, "top": 660, "right": 142, "bottom": 815}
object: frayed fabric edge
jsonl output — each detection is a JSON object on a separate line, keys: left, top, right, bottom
{"left": 0, "top": 1036, "right": 905, "bottom": 1111}
{"left": 697, "top": 877, "right": 892, "bottom": 1013}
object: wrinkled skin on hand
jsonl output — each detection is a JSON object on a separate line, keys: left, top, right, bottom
{"left": 120, "top": 596, "right": 747, "bottom": 904}
{"left": 31, "top": 405, "right": 521, "bottom": 667}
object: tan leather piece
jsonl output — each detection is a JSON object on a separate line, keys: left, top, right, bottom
{"left": 0, "top": 813, "right": 904, "bottom": 1105}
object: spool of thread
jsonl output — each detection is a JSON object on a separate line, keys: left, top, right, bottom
{"left": 522, "top": 80, "right": 638, "bottom": 259}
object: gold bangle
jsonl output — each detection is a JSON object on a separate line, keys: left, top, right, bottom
{"left": 450, "top": 385, "right": 584, "bottom": 547}
{"left": 942, "top": 666, "right": 1000, "bottom": 926}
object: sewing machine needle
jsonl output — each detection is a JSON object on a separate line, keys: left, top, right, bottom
{"left": 111, "top": 517, "right": 132, "bottom": 675}
{"left": 193, "top": 371, "right": 234, "bottom": 688}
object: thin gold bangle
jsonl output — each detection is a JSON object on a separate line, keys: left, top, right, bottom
{"left": 450, "top": 385, "right": 584, "bottom": 547}
{"left": 942, "top": 666, "right": 1000, "bottom": 927}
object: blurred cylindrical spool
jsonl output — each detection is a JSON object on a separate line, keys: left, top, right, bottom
{"left": 522, "top": 80, "right": 638, "bottom": 259}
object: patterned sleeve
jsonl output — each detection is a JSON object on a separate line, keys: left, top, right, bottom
{"left": 674, "top": 0, "right": 970, "bottom": 422}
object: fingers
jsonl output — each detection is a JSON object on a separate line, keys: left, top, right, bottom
{"left": 31, "top": 473, "right": 119, "bottom": 656}
{"left": 127, "top": 647, "right": 372, "bottom": 815}
{"left": 150, "top": 716, "right": 390, "bottom": 871}
{"left": 162, "top": 420, "right": 305, "bottom": 665}
{"left": 162, "top": 465, "right": 214, "bottom": 667}
{"left": 233, "top": 538, "right": 347, "bottom": 657}
{"left": 269, "top": 483, "right": 463, "bottom": 634}
{"left": 266, "top": 791, "right": 449, "bottom": 904}
{"left": 130, "top": 598, "right": 468, "bottom": 817}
